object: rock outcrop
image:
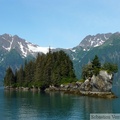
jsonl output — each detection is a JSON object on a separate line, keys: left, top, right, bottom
{"left": 80, "top": 70, "right": 113, "bottom": 92}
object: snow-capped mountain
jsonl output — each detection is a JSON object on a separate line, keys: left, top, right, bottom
{"left": 65, "top": 33, "right": 114, "bottom": 63}
{"left": 60, "top": 32, "right": 120, "bottom": 82}
{"left": 0, "top": 33, "right": 49, "bottom": 58}
{"left": 1, "top": 32, "right": 120, "bottom": 85}
{"left": 79, "top": 33, "right": 112, "bottom": 50}
{"left": 0, "top": 33, "right": 113, "bottom": 58}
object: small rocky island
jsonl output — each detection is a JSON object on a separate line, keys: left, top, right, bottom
{"left": 45, "top": 70, "right": 117, "bottom": 98}
{"left": 4, "top": 51, "right": 118, "bottom": 99}
{"left": 45, "top": 55, "right": 118, "bottom": 99}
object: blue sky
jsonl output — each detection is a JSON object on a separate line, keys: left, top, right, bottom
{"left": 0, "top": 0, "right": 120, "bottom": 48}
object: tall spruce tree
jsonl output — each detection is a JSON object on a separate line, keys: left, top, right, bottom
{"left": 16, "top": 65, "right": 25, "bottom": 87}
{"left": 92, "top": 55, "right": 101, "bottom": 69}
{"left": 34, "top": 54, "right": 45, "bottom": 88}
{"left": 4, "top": 67, "right": 15, "bottom": 87}
{"left": 24, "top": 60, "right": 35, "bottom": 87}
{"left": 91, "top": 55, "right": 101, "bottom": 76}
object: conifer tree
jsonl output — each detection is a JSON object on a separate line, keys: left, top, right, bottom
{"left": 16, "top": 65, "right": 25, "bottom": 87}
{"left": 91, "top": 55, "right": 101, "bottom": 75}
{"left": 92, "top": 55, "right": 101, "bottom": 69}
{"left": 4, "top": 50, "right": 77, "bottom": 89}
{"left": 34, "top": 54, "right": 45, "bottom": 87}
{"left": 24, "top": 60, "right": 35, "bottom": 87}
{"left": 81, "top": 55, "right": 118, "bottom": 80}
{"left": 4, "top": 67, "right": 15, "bottom": 87}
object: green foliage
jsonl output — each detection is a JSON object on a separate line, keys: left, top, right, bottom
{"left": 4, "top": 67, "right": 15, "bottom": 87}
{"left": 60, "top": 77, "right": 77, "bottom": 84}
{"left": 4, "top": 50, "right": 77, "bottom": 89}
{"left": 81, "top": 55, "right": 101, "bottom": 79}
{"left": 102, "top": 62, "right": 118, "bottom": 74}
{"left": 92, "top": 55, "right": 101, "bottom": 69}
{"left": 81, "top": 55, "right": 118, "bottom": 80}
{"left": 78, "top": 79, "right": 85, "bottom": 83}
{"left": 81, "top": 63, "right": 93, "bottom": 79}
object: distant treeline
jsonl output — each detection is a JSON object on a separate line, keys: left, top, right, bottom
{"left": 4, "top": 50, "right": 77, "bottom": 90}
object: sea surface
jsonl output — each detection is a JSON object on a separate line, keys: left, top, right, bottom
{"left": 0, "top": 86, "right": 120, "bottom": 120}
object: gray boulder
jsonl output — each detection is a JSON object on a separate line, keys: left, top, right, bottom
{"left": 80, "top": 79, "right": 92, "bottom": 91}
{"left": 80, "top": 70, "right": 113, "bottom": 92}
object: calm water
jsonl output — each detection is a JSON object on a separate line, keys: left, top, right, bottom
{"left": 0, "top": 86, "right": 120, "bottom": 120}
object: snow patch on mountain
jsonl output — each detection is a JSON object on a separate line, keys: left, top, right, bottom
{"left": 2, "top": 46, "right": 8, "bottom": 51}
{"left": 94, "top": 39, "right": 105, "bottom": 47}
{"left": 0, "top": 58, "right": 4, "bottom": 63}
{"left": 71, "top": 49, "right": 76, "bottom": 52}
{"left": 8, "top": 34, "right": 12, "bottom": 37}
{"left": 27, "top": 44, "right": 49, "bottom": 54}
{"left": 104, "top": 34, "right": 109, "bottom": 40}
{"left": 2, "top": 37, "right": 6, "bottom": 40}
{"left": 83, "top": 49, "right": 86, "bottom": 51}
{"left": 8, "top": 37, "right": 14, "bottom": 51}
{"left": 18, "top": 42, "right": 27, "bottom": 57}
{"left": 2, "top": 37, "right": 14, "bottom": 51}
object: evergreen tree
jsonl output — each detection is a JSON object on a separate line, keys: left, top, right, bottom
{"left": 24, "top": 60, "right": 35, "bottom": 87}
{"left": 4, "top": 50, "right": 77, "bottom": 89}
{"left": 81, "top": 55, "right": 101, "bottom": 79}
{"left": 102, "top": 62, "right": 118, "bottom": 74}
{"left": 4, "top": 67, "right": 15, "bottom": 87}
{"left": 81, "top": 55, "right": 118, "bottom": 80}
{"left": 92, "top": 55, "right": 101, "bottom": 69}
{"left": 91, "top": 55, "right": 101, "bottom": 75}
{"left": 81, "top": 63, "right": 93, "bottom": 80}
{"left": 34, "top": 54, "right": 45, "bottom": 88}
{"left": 43, "top": 53, "right": 53, "bottom": 86}
{"left": 16, "top": 65, "right": 25, "bottom": 87}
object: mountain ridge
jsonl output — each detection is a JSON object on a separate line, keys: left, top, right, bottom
{"left": 0, "top": 32, "right": 120, "bottom": 85}
{"left": 79, "top": 33, "right": 112, "bottom": 50}
{"left": 0, "top": 33, "right": 49, "bottom": 58}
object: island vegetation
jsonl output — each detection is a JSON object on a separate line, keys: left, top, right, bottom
{"left": 44, "top": 55, "right": 118, "bottom": 98}
{"left": 4, "top": 50, "right": 77, "bottom": 90}
{"left": 81, "top": 55, "right": 118, "bottom": 80}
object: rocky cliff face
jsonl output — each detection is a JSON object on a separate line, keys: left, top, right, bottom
{"left": 80, "top": 70, "right": 113, "bottom": 92}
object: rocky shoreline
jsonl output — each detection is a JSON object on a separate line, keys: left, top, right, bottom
{"left": 4, "top": 85, "right": 117, "bottom": 99}
{"left": 4, "top": 70, "right": 118, "bottom": 99}
{"left": 4, "top": 86, "right": 41, "bottom": 91}
{"left": 44, "top": 83, "right": 117, "bottom": 99}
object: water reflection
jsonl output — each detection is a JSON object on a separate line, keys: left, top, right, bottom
{"left": 3, "top": 88, "right": 120, "bottom": 120}
{"left": 4, "top": 90, "right": 76, "bottom": 120}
